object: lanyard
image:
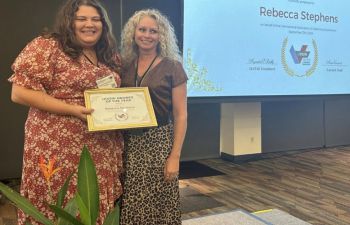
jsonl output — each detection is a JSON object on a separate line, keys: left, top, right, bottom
{"left": 135, "top": 55, "right": 158, "bottom": 87}
{"left": 82, "top": 52, "right": 99, "bottom": 67}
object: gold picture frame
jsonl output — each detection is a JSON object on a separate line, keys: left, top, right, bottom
{"left": 84, "top": 87, "right": 158, "bottom": 132}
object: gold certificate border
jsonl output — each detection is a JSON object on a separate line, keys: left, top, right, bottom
{"left": 84, "top": 87, "right": 158, "bottom": 132}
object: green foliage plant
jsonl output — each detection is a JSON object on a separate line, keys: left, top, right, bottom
{"left": 0, "top": 146, "right": 120, "bottom": 225}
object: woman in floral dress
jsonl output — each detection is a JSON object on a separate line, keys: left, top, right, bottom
{"left": 8, "top": 0, "right": 123, "bottom": 224}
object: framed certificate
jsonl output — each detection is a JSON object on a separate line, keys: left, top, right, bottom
{"left": 84, "top": 87, "right": 158, "bottom": 132}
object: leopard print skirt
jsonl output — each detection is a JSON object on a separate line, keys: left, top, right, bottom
{"left": 120, "top": 123, "right": 181, "bottom": 225}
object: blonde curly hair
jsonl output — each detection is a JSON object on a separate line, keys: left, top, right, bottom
{"left": 120, "top": 9, "right": 182, "bottom": 66}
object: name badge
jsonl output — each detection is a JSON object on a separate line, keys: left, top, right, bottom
{"left": 96, "top": 74, "right": 117, "bottom": 89}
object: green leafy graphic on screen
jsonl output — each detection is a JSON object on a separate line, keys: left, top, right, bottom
{"left": 185, "top": 49, "right": 222, "bottom": 93}
{"left": 0, "top": 146, "right": 120, "bottom": 225}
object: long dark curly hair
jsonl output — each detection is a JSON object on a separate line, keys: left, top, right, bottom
{"left": 45, "top": 0, "right": 119, "bottom": 71}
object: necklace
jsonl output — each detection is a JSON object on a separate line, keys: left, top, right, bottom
{"left": 82, "top": 51, "right": 99, "bottom": 67}
{"left": 135, "top": 55, "right": 158, "bottom": 87}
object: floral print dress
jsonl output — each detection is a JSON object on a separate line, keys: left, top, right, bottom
{"left": 9, "top": 36, "right": 123, "bottom": 225}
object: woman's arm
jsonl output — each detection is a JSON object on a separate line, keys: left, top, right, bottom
{"left": 164, "top": 82, "right": 187, "bottom": 181}
{"left": 11, "top": 84, "right": 93, "bottom": 121}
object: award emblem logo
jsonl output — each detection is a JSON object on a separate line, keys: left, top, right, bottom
{"left": 115, "top": 112, "right": 128, "bottom": 121}
{"left": 281, "top": 37, "right": 318, "bottom": 77}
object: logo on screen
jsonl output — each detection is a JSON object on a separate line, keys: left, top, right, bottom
{"left": 281, "top": 38, "right": 318, "bottom": 77}
{"left": 290, "top": 45, "right": 310, "bottom": 64}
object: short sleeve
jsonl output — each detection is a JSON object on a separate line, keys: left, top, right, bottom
{"left": 8, "top": 36, "right": 57, "bottom": 91}
{"left": 172, "top": 60, "right": 188, "bottom": 88}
